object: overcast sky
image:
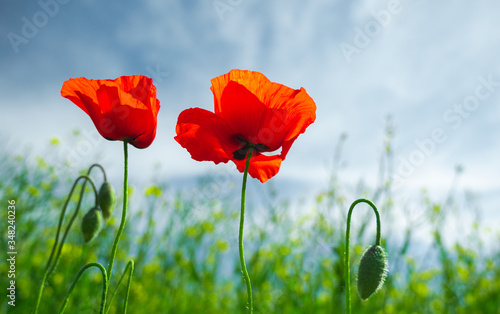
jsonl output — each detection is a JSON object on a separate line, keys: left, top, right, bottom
{"left": 1, "top": 1, "right": 500, "bottom": 230}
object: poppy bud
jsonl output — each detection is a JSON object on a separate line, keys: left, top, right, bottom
{"left": 81, "top": 207, "right": 103, "bottom": 243}
{"left": 98, "top": 182, "right": 116, "bottom": 219}
{"left": 357, "top": 245, "right": 388, "bottom": 300}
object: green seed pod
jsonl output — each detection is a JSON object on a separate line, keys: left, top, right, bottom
{"left": 98, "top": 182, "right": 116, "bottom": 219}
{"left": 81, "top": 207, "right": 103, "bottom": 243}
{"left": 357, "top": 245, "right": 388, "bottom": 300}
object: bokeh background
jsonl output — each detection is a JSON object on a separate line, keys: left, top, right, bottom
{"left": 1, "top": 1, "right": 500, "bottom": 313}
{"left": 2, "top": 1, "right": 500, "bottom": 204}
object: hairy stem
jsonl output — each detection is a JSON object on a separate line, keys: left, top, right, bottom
{"left": 106, "top": 141, "right": 130, "bottom": 303}
{"left": 105, "top": 260, "right": 134, "bottom": 314}
{"left": 239, "top": 145, "right": 254, "bottom": 313}
{"left": 59, "top": 262, "right": 108, "bottom": 314}
{"left": 34, "top": 175, "right": 97, "bottom": 313}
{"left": 344, "top": 198, "right": 381, "bottom": 314}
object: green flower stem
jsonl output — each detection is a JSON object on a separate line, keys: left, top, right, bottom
{"left": 124, "top": 260, "right": 134, "bottom": 313}
{"left": 47, "top": 175, "right": 99, "bottom": 276}
{"left": 239, "top": 145, "right": 254, "bottom": 313}
{"left": 344, "top": 198, "right": 381, "bottom": 314}
{"left": 34, "top": 175, "right": 98, "bottom": 314}
{"left": 107, "top": 141, "right": 129, "bottom": 281}
{"left": 104, "top": 260, "right": 134, "bottom": 314}
{"left": 59, "top": 262, "right": 108, "bottom": 314}
{"left": 88, "top": 163, "right": 108, "bottom": 182}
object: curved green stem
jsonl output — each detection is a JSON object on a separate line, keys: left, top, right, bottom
{"left": 124, "top": 260, "right": 134, "bottom": 313}
{"left": 104, "top": 260, "right": 134, "bottom": 314}
{"left": 88, "top": 163, "right": 108, "bottom": 182}
{"left": 34, "top": 272, "right": 49, "bottom": 314}
{"left": 47, "top": 176, "right": 99, "bottom": 276}
{"left": 344, "top": 198, "right": 381, "bottom": 314}
{"left": 107, "top": 141, "right": 129, "bottom": 282}
{"left": 239, "top": 145, "right": 254, "bottom": 313}
{"left": 34, "top": 175, "right": 98, "bottom": 314}
{"left": 59, "top": 262, "right": 108, "bottom": 314}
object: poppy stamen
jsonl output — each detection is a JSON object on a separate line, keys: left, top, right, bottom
{"left": 233, "top": 136, "right": 270, "bottom": 160}
{"left": 233, "top": 144, "right": 250, "bottom": 160}
{"left": 254, "top": 143, "right": 270, "bottom": 152}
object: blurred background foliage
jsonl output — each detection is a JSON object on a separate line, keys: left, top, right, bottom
{"left": 0, "top": 128, "right": 499, "bottom": 314}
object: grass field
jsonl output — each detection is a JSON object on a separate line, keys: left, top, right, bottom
{"left": 1, "top": 134, "right": 499, "bottom": 314}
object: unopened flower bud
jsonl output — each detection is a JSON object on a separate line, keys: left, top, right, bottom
{"left": 81, "top": 207, "right": 103, "bottom": 243}
{"left": 98, "top": 182, "right": 116, "bottom": 219}
{"left": 357, "top": 245, "right": 388, "bottom": 300}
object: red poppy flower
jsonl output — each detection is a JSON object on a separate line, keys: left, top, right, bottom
{"left": 175, "top": 69, "right": 316, "bottom": 183}
{"left": 61, "top": 75, "right": 160, "bottom": 149}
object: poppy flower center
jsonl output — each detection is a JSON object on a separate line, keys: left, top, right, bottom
{"left": 233, "top": 135, "right": 270, "bottom": 160}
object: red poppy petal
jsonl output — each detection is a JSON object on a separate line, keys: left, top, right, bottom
{"left": 211, "top": 69, "right": 261, "bottom": 113}
{"left": 232, "top": 152, "right": 283, "bottom": 183}
{"left": 175, "top": 108, "right": 239, "bottom": 164}
{"left": 102, "top": 107, "right": 156, "bottom": 148}
{"left": 61, "top": 77, "right": 101, "bottom": 115}
{"left": 112, "top": 75, "right": 159, "bottom": 112}
{"left": 113, "top": 75, "right": 147, "bottom": 94}
{"left": 218, "top": 81, "right": 270, "bottom": 143}
{"left": 61, "top": 82, "right": 110, "bottom": 140}
{"left": 96, "top": 84, "right": 149, "bottom": 113}
{"left": 272, "top": 87, "right": 316, "bottom": 142}
{"left": 211, "top": 69, "right": 316, "bottom": 149}
{"left": 211, "top": 69, "right": 289, "bottom": 113}
{"left": 61, "top": 76, "right": 160, "bottom": 149}
{"left": 176, "top": 69, "right": 316, "bottom": 182}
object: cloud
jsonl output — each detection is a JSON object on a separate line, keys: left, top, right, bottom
{"left": 1, "top": 1, "right": 500, "bottom": 205}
